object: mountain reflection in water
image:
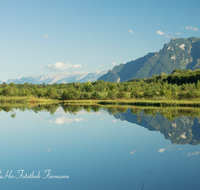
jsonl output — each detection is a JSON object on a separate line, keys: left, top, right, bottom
{"left": 2, "top": 104, "right": 200, "bottom": 146}
{"left": 112, "top": 108, "right": 200, "bottom": 145}
{"left": 1, "top": 103, "right": 200, "bottom": 190}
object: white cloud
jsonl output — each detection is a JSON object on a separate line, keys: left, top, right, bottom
{"left": 187, "top": 151, "right": 200, "bottom": 156}
{"left": 46, "top": 62, "right": 82, "bottom": 71}
{"left": 158, "top": 148, "right": 166, "bottom": 153}
{"left": 165, "top": 34, "right": 170, "bottom": 38}
{"left": 111, "top": 62, "right": 116, "bottom": 65}
{"left": 128, "top": 30, "right": 134, "bottom": 34}
{"left": 156, "top": 30, "right": 165, "bottom": 35}
{"left": 130, "top": 150, "right": 136, "bottom": 154}
{"left": 112, "top": 120, "right": 117, "bottom": 123}
{"left": 44, "top": 35, "right": 49, "bottom": 38}
{"left": 176, "top": 32, "right": 182, "bottom": 35}
{"left": 49, "top": 115, "right": 83, "bottom": 124}
{"left": 186, "top": 26, "right": 199, "bottom": 31}
{"left": 74, "top": 118, "right": 84, "bottom": 122}
{"left": 193, "top": 27, "right": 199, "bottom": 31}
{"left": 157, "top": 30, "right": 172, "bottom": 38}
{"left": 158, "top": 145, "right": 172, "bottom": 153}
{"left": 181, "top": 28, "right": 184, "bottom": 30}
{"left": 74, "top": 64, "right": 82, "bottom": 68}
{"left": 99, "top": 65, "right": 103, "bottom": 67}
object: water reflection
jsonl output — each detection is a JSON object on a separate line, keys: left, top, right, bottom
{"left": 1, "top": 104, "right": 200, "bottom": 189}
{"left": 1, "top": 104, "right": 200, "bottom": 145}
{"left": 48, "top": 115, "right": 84, "bottom": 124}
{"left": 112, "top": 108, "right": 200, "bottom": 145}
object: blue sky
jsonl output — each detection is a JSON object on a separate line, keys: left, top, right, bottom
{"left": 0, "top": 0, "right": 200, "bottom": 81}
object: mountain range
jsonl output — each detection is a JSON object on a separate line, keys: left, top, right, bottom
{"left": 99, "top": 36, "right": 200, "bottom": 82}
{"left": 2, "top": 36, "right": 200, "bottom": 84}
{"left": 1, "top": 70, "right": 108, "bottom": 85}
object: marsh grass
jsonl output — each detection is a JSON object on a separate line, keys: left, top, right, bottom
{"left": 0, "top": 96, "right": 60, "bottom": 103}
{"left": 63, "top": 98, "right": 200, "bottom": 107}
{"left": 2, "top": 96, "right": 200, "bottom": 107}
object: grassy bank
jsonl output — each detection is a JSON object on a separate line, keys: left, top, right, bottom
{"left": 0, "top": 96, "right": 60, "bottom": 103}
{"left": 2, "top": 96, "right": 200, "bottom": 107}
{"left": 63, "top": 98, "right": 200, "bottom": 107}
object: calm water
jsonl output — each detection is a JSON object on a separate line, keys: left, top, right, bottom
{"left": 0, "top": 104, "right": 200, "bottom": 190}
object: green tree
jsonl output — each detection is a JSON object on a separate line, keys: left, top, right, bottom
{"left": 91, "top": 91, "right": 102, "bottom": 99}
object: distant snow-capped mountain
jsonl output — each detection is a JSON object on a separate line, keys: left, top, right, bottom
{"left": 6, "top": 70, "right": 108, "bottom": 84}
{"left": 0, "top": 80, "right": 3, "bottom": 84}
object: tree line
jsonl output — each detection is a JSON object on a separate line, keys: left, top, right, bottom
{"left": 1, "top": 69, "right": 200, "bottom": 100}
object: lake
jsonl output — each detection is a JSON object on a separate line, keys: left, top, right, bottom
{"left": 0, "top": 104, "right": 200, "bottom": 190}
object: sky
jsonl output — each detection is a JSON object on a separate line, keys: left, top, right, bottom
{"left": 0, "top": 0, "right": 200, "bottom": 81}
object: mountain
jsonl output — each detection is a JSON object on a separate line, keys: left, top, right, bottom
{"left": 6, "top": 70, "right": 108, "bottom": 84}
{"left": 0, "top": 80, "right": 4, "bottom": 84}
{"left": 98, "top": 37, "right": 200, "bottom": 82}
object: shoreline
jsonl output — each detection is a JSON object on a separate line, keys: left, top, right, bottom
{"left": 0, "top": 96, "right": 60, "bottom": 104}
{"left": 1, "top": 96, "right": 200, "bottom": 107}
{"left": 63, "top": 99, "right": 200, "bottom": 107}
